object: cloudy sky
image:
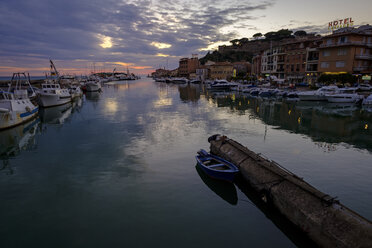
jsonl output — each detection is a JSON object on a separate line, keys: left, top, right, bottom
{"left": 0, "top": 0, "right": 371, "bottom": 76}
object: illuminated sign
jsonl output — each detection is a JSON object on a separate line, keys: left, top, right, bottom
{"left": 362, "top": 75, "right": 371, "bottom": 81}
{"left": 328, "top": 18, "right": 354, "bottom": 30}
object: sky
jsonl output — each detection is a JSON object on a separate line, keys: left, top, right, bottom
{"left": 0, "top": 0, "right": 371, "bottom": 76}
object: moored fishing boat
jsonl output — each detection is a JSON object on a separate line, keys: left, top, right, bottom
{"left": 195, "top": 149, "right": 239, "bottom": 182}
{"left": 0, "top": 91, "right": 38, "bottom": 130}
{"left": 38, "top": 82, "right": 71, "bottom": 107}
{"left": 68, "top": 85, "right": 83, "bottom": 99}
{"left": 85, "top": 79, "right": 101, "bottom": 92}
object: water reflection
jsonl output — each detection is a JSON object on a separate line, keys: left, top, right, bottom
{"left": 39, "top": 103, "right": 73, "bottom": 124}
{"left": 234, "top": 175, "right": 318, "bottom": 248}
{"left": 199, "top": 92, "right": 372, "bottom": 152}
{"left": 85, "top": 91, "right": 101, "bottom": 101}
{"left": 0, "top": 118, "right": 40, "bottom": 175}
{"left": 0, "top": 97, "right": 82, "bottom": 167}
{"left": 178, "top": 84, "right": 201, "bottom": 102}
{"left": 195, "top": 165, "right": 238, "bottom": 205}
{"left": 0, "top": 118, "right": 40, "bottom": 158}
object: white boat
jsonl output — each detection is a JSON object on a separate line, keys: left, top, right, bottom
{"left": 325, "top": 88, "right": 363, "bottom": 103}
{"left": 38, "top": 82, "right": 71, "bottom": 107}
{"left": 0, "top": 91, "right": 39, "bottom": 130}
{"left": 297, "top": 86, "right": 339, "bottom": 101}
{"left": 208, "top": 80, "right": 238, "bottom": 91}
{"left": 68, "top": 85, "right": 83, "bottom": 99}
{"left": 189, "top": 79, "right": 201, "bottom": 84}
{"left": 358, "top": 83, "right": 372, "bottom": 91}
{"left": 170, "top": 78, "right": 188, "bottom": 84}
{"left": 283, "top": 92, "right": 299, "bottom": 102}
{"left": 362, "top": 94, "right": 372, "bottom": 106}
{"left": 85, "top": 80, "right": 101, "bottom": 92}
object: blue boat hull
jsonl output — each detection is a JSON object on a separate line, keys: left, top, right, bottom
{"left": 195, "top": 150, "right": 239, "bottom": 182}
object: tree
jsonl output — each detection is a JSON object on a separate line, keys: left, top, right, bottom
{"left": 264, "top": 31, "right": 277, "bottom": 40}
{"left": 238, "top": 37, "right": 249, "bottom": 45}
{"left": 294, "top": 30, "right": 307, "bottom": 36}
{"left": 253, "top": 33, "right": 262, "bottom": 38}
{"left": 230, "top": 39, "right": 240, "bottom": 46}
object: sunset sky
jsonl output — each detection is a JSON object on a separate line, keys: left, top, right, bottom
{"left": 0, "top": 0, "right": 371, "bottom": 76}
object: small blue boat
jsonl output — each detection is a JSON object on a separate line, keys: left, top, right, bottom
{"left": 195, "top": 149, "right": 239, "bottom": 182}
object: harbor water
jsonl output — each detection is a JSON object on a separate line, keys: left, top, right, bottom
{"left": 1, "top": 78, "right": 371, "bottom": 247}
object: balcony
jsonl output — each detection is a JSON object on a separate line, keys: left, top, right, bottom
{"left": 307, "top": 57, "right": 319, "bottom": 62}
{"left": 320, "top": 41, "right": 367, "bottom": 48}
{"left": 355, "top": 54, "right": 372, "bottom": 60}
{"left": 353, "top": 66, "right": 370, "bottom": 71}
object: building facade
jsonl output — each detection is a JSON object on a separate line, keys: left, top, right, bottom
{"left": 178, "top": 56, "right": 200, "bottom": 78}
{"left": 209, "top": 62, "right": 234, "bottom": 80}
{"left": 318, "top": 25, "right": 372, "bottom": 75}
{"left": 261, "top": 45, "right": 286, "bottom": 80}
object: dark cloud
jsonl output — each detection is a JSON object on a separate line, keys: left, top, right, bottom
{"left": 0, "top": 0, "right": 274, "bottom": 73}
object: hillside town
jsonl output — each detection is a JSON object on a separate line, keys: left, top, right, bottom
{"left": 152, "top": 24, "right": 372, "bottom": 86}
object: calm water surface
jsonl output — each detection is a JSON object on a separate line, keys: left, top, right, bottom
{"left": 1, "top": 78, "right": 371, "bottom": 247}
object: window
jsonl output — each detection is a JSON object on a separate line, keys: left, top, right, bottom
{"left": 338, "top": 48, "right": 347, "bottom": 56}
{"left": 321, "top": 62, "right": 329, "bottom": 68}
{"left": 336, "top": 61, "right": 345, "bottom": 68}
{"left": 322, "top": 51, "right": 330, "bottom": 57}
{"left": 326, "top": 39, "right": 333, "bottom": 45}
{"left": 291, "top": 65, "right": 294, "bottom": 72}
{"left": 339, "top": 36, "right": 347, "bottom": 43}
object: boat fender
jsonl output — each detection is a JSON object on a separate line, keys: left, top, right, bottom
{"left": 25, "top": 106, "right": 31, "bottom": 112}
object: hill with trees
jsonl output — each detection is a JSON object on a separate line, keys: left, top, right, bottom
{"left": 200, "top": 29, "right": 308, "bottom": 64}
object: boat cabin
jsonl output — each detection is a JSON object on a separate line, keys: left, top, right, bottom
{"left": 0, "top": 91, "right": 14, "bottom": 101}
{"left": 42, "top": 84, "right": 61, "bottom": 89}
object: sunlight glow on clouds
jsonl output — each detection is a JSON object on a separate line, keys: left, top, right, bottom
{"left": 199, "top": 41, "right": 231, "bottom": 51}
{"left": 99, "top": 35, "right": 113, "bottom": 48}
{"left": 150, "top": 42, "right": 172, "bottom": 49}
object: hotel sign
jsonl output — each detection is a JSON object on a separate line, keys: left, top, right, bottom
{"left": 328, "top": 18, "right": 354, "bottom": 30}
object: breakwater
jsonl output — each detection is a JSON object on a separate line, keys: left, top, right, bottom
{"left": 209, "top": 134, "right": 372, "bottom": 248}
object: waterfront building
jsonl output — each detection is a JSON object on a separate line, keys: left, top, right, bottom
{"left": 305, "top": 45, "right": 321, "bottom": 85}
{"left": 169, "top": 68, "right": 178, "bottom": 77}
{"left": 252, "top": 55, "right": 262, "bottom": 78}
{"left": 178, "top": 55, "right": 199, "bottom": 78}
{"left": 232, "top": 61, "right": 251, "bottom": 77}
{"left": 318, "top": 25, "right": 372, "bottom": 76}
{"left": 284, "top": 36, "right": 321, "bottom": 83}
{"left": 196, "top": 66, "right": 209, "bottom": 81}
{"left": 261, "top": 45, "right": 286, "bottom": 80}
{"left": 209, "top": 62, "right": 234, "bottom": 80}
{"left": 152, "top": 68, "right": 169, "bottom": 78}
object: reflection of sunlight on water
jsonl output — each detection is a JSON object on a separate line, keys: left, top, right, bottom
{"left": 153, "top": 98, "right": 172, "bottom": 108}
{"left": 105, "top": 98, "right": 119, "bottom": 113}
